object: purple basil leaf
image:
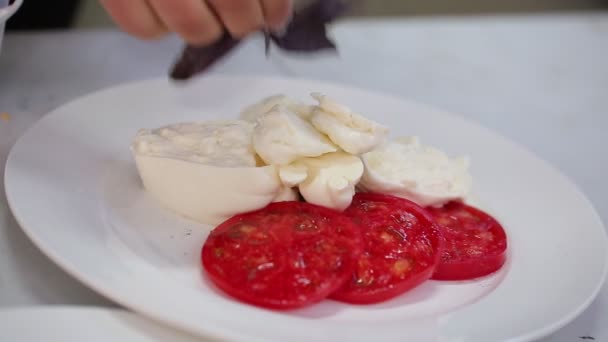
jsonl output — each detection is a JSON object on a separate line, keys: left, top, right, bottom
{"left": 294, "top": 0, "right": 349, "bottom": 25}
{"left": 266, "top": 0, "right": 347, "bottom": 53}
{"left": 269, "top": 26, "right": 336, "bottom": 52}
{"left": 170, "top": 32, "right": 240, "bottom": 80}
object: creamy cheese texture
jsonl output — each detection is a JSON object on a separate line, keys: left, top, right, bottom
{"left": 279, "top": 152, "right": 364, "bottom": 211}
{"left": 359, "top": 136, "right": 472, "bottom": 207}
{"left": 273, "top": 186, "right": 299, "bottom": 202}
{"left": 240, "top": 94, "right": 313, "bottom": 122}
{"left": 133, "top": 155, "right": 284, "bottom": 225}
{"left": 133, "top": 120, "right": 257, "bottom": 167}
{"left": 132, "top": 93, "right": 475, "bottom": 224}
{"left": 132, "top": 120, "right": 287, "bottom": 225}
{"left": 252, "top": 105, "right": 337, "bottom": 165}
{"left": 310, "top": 93, "right": 389, "bottom": 155}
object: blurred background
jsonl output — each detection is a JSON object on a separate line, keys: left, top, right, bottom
{"left": 6, "top": 0, "right": 608, "bottom": 31}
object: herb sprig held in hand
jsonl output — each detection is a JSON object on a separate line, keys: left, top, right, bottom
{"left": 170, "top": 0, "right": 349, "bottom": 81}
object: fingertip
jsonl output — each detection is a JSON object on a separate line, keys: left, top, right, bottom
{"left": 127, "top": 24, "right": 168, "bottom": 41}
{"left": 100, "top": 0, "right": 168, "bottom": 40}
{"left": 208, "top": 0, "right": 265, "bottom": 38}
{"left": 262, "top": 0, "right": 293, "bottom": 30}
{"left": 148, "top": 0, "right": 224, "bottom": 46}
{"left": 226, "top": 26, "right": 258, "bottom": 40}
{"left": 183, "top": 23, "right": 223, "bottom": 45}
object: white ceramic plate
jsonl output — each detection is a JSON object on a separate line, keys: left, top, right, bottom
{"left": 5, "top": 76, "right": 607, "bottom": 342}
{"left": 0, "top": 307, "right": 207, "bottom": 342}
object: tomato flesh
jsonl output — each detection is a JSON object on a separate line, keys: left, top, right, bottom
{"left": 427, "top": 201, "right": 507, "bottom": 280}
{"left": 202, "top": 201, "right": 363, "bottom": 310}
{"left": 331, "top": 193, "right": 443, "bottom": 304}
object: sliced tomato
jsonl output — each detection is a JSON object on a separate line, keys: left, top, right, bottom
{"left": 427, "top": 201, "right": 507, "bottom": 280}
{"left": 331, "top": 193, "right": 443, "bottom": 304}
{"left": 201, "top": 201, "right": 363, "bottom": 310}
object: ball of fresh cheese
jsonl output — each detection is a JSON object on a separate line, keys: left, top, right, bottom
{"left": 240, "top": 94, "right": 313, "bottom": 122}
{"left": 132, "top": 120, "right": 294, "bottom": 225}
{"left": 252, "top": 105, "right": 337, "bottom": 165}
{"left": 359, "top": 136, "right": 472, "bottom": 207}
{"left": 310, "top": 93, "right": 389, "bottom": 155}
{"left": 279, "top": 152, "right": 364, "bottom": 211}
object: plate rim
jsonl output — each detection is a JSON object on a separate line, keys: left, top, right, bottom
{"left": 5, "top": 75, "right": 608, "bottom": 342}
{"left": 0, "top": 306, "right": 208, "bottom": 342}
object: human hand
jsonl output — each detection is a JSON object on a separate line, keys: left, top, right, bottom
{"left": 100, "top": 0, "right": 293, "bottom": 45}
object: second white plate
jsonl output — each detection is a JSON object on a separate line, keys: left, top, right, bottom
{"left": 0, "top": 307, "right": 206, "bottom": 342}
{"left": 5, "top": 76, "right": 607, "bottom": 342}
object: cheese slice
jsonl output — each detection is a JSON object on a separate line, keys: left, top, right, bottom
{"left": 310, "top": 93, "right": 389, "bottom": 155}
{"left": 360, "top": 136, "right": 472, "bottom": 207}
{"left": 252, "top": 105, "right": 337, "bottom": 165}
{"left": 240, "top": 94, "right": 313, "bottom": 122}
{"left": 279, "top": 152, "right": 364, "bottom": 211}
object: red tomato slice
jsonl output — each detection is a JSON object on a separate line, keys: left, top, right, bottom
{"left": 201, "top": 201, "right": 363, "bottom": 310}
{"left": 331, "top": 193, "right": 443, "bottom": 304}
{"left": 427, "top": 201, "right": 507, "bottom": 280}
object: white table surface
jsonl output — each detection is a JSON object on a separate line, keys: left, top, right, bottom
{"left": 1, "top": 14, "right": 607, "bottom": 341}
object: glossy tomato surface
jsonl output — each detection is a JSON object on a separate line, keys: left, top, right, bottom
{"left": 331, "top": 193, "right": 443, "bottom": 304}
{"left": 428, "top": 201, "right": 507, "bottom": 280}
{"left": 202, "top": 201, "right": 363, "bottom": 310}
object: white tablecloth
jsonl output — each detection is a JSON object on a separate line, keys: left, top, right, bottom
{"left": 1, "top": 15, "right": 606, "bottom": 341}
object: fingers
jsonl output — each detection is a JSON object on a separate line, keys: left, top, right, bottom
{"left": 261, "top": 0, "right": 293, "bottom": 30}
{"left": 148, "top": 0, "right": 223, "bottom": 45}
{"left": 207, "top": 0, "right": 265, "bottom": 38}
{"left": 102, "top": 0, "right": 294, "bottom": 45}
{"left": 100, "top": 0, "right": 167, "bottom": 39}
